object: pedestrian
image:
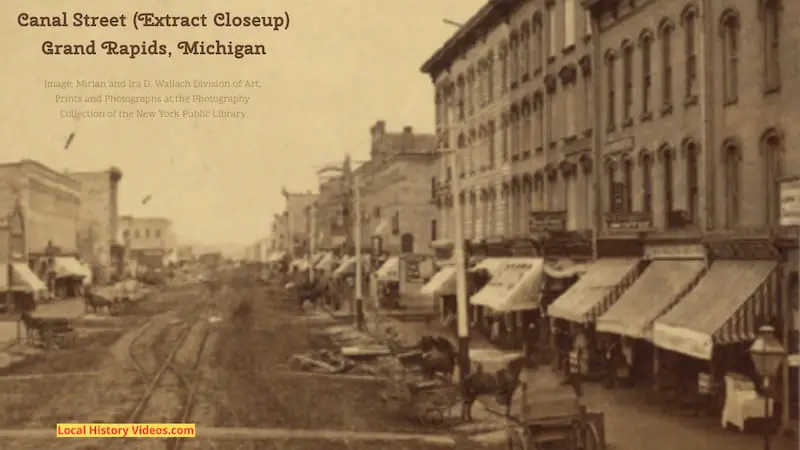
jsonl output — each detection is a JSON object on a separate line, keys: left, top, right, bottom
{"left": 604, "top": 340, "right": 618, "bottom": 389}
{"left": 522, "top": 321, "right": 537, "bottom": 365}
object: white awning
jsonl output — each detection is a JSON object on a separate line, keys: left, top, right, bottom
{"left": 315, "top": 252, "right": 336, "bottom": 271}
{"left": 291, "top": 259, "right": 310, "bottom": 271}
{"left": 469, "top": 257, "right": 512, "bottom": 277}
{"left": 267, "top": 251, "right": 287, "bottom": 263}
{"left": 8, "top": 263, "right": 48, "bottom": 292}
{"left": 373, "top": 219, "right": 390, "bottom": 236}
{"left": 54, "top": 257, "right": 87, "bottom": 279}
{"left": 375, "top": 257, "right": 400, "bottom": 281}
{"left": 333, "top": 254, "right": 370, "bottom": 278}
{"left": 471, "top": 258, "right": 544, "bottom": 312}
{"left": 419, "top": 266, "right": 456, "bottom": 296}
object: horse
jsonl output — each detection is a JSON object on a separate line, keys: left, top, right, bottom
{"left": 84, "top": 290, "right": 114, "bottom": 314}
{"left": 20, "top": 312, "right": 71, "bottom": 347}
{"left": 417, "top": 335, "right": 458, "bottom": 380}
{"left": 461, "top": 356, "right": 527, "bottom": 421}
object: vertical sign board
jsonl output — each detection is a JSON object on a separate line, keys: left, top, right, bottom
{"left": 780, "top": 178, "right": 800, "bottom": 227}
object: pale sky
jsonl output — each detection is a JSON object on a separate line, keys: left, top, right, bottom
{"left": 0, "top": 0, "right": 484, "bottom": 247}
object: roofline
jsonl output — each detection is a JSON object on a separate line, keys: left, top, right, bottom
{"left": 419, "top": 0, "right": 521, "bottom": 78}
{"left": 0, "top": 159, "right": 81, "bottom": 188}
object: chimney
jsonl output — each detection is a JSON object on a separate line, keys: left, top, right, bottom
{"left": 375, "top": 120, "right": 386, "bottom": 134}
{"left": 403, "top": 126, "right": 413, "bottom": 134}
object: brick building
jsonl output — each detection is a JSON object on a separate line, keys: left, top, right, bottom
{"left": 422, "top": 0, "right": 597, "bottom": 249}
{"left": 359, "top": 121, "right": 438, "bottom": 254}
{"left": 119, "top": 215, "right": 172, "bottom": 269}
{"left": 68, "top": 167, "right": 123, "bottom": 272}
{"left": 281, "top": 190, "right": 317, "bottom": 257}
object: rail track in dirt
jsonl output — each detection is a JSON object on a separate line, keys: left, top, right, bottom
{"left": 114, "top": 284, "right": 221, "bottom": 449}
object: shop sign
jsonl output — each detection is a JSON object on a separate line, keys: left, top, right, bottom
{"left": 644, "top": 244, "right": 706, "bottom": 260}
{"left": 509, "top": 238, "right": 539, "bottom": 257}
{"left": 542, "top": 230, "right": 593, "bottom": 258}
{"left": 529, "top": 211, "right": 566, "bottom": 233}
{"left": 403, "top": 255, "right": 423, "bottom": 282}
{"left": 706, "top": 240, "right": 780, "bottom": 260}
{"left": 780, "top": 177, "right": 800, "bottom": 227}
{"left": 485, "top": 236, "right": 511, "bottom": 257}
{"left": 604, "top": 212, "right": 653, "bottom": 230}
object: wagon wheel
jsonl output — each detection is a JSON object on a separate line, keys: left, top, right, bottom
{"left": 419, "top": 407, "right": 444, "bottom": 426}
{"left": 506, "top": 427, "right": 528, "bottom": 450}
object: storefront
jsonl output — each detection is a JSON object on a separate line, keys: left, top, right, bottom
{"left": 374, "top": 255, "right": 400, "bottom": 307}
{"left": 596, "top": 242, "right": 708, "bottom": 388}
{"left": 2, "top": 202, "right": 48, "bottom": 312}
{"left": 652, "top": 237, "right": 782, "bottom": 410}
{"left": 546, "top": 214, "right": 648, "bottom": 377}
{"left": 470, "top": 257, "right": 543, "bottom": 348}
{"left": 52, "top": 256, "right": 89, "bottom": 298}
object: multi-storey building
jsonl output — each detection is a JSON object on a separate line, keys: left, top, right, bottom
{"left": 68, "top": 167, "right": 123, "bottom": 271}
{"left": 269, "top": 213, "right": 289, "bottom": 251}
{"left": 314, "top": 168, "right": 348, "bottom": 251}
{"left": 119, "top": 215, "right": 172, "bottom": 269}
{"left": 359, "top": 121, "right": 438, "bottom": 254}
{"left": 422, "top": 0, "right": 596, "bottom": 252}
{"left": 281, "top": 190, "right": 317, "bottom": 257}
{"left": 0, "top": 160, "right": 81, "bottom": 258}
{"left": 581, "top": 0, "right": 798, "bottom": 429}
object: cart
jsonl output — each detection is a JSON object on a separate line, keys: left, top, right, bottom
{"left": 506, "top": 377, "right": 605, "bottom": 450}
{"left": 381, "top": 375, "right": 461, "bottom": 426}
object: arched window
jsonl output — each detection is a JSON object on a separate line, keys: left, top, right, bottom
{"left": 533, "top": 13, "right": 543, "bottom": 72}
{"left": 720, "top": 10, "right": 740, "bottom": 104}
{"left": 723, "top": 141, "right": 741, "bottom": 227}
{"left": 521, "top": 23, "right": 531, "bottom": 78}
{"left": 605, "top": 51, "right": 617, "bottom": 131}
{"left": 660, "top": 146, "right": 675, "bottom": 222}
{"left": 762, "top": 130, "right": 784, "bottom": 226}
{"left": 763, "top": 0, "right": 781, "bottom": 91}
{"left": 607, "top": 162, "right": 618, "bottom": 213}
{"left": 682, "top": 5, "right": 698, "bottom": 100}
{"left": 622, "top": 157, "right": 634, "bottom": 212}
{"left": 684, "top": 141, "right": 700, "bottom": 225}
{"left": 658, "top": 19, "right": 674, "bottom": 109}
{"left": 640, "top": 152, "right": 654, "bottom": 213}
{"left": 487, "top": 121, "right": 496, "bottom": 167}
{"left": 639, "top": 30, "right": 654, "bottom": 116}
{"left": 621, "top": 41, "right": 634, "bottom": 123}
{"left": 534, "top": 92, "right": 544, "bottom": 150}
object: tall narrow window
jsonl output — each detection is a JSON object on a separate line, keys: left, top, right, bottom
{"left": 641, "top": 153, "right": 653, "bottom": 213}
{"left": 500, "top": 48, "right": 509, "bottom": 94}
{"left": 683, "top": 9, "right": 697, "bottom": 99}
{"left": 622, "top": 158, "right": 633, "bottom": 213}
{"left": 660, "top": 23, "right": 673, "bottom": 107}
{"left": 487, "top": 57, "right": 494, "bottom": 102}
{"left": 584, "top": 10, "right": 592, "bottom": 37}
{"left": 533, "top": 16, "right": 543, "bottom": 72}
{"left": 605, "top": 52, "right": 616, "bottom": 130}
{"left": 721, "top": 12, "right": 739, "bottom": 104}
{"left": 488, "top": 121, "right": 496, "bottom": 167}
{"left": 622, "top": 43, "right": 633, "bottom": 122}
{"left": 546, "top": 94, "right": 554, "bottom": 144}
{"left": 457, "top": 78, "right": 465, "bottom": 120}
{"left": 763, "top": 132, "right": 783, "bottom": 226}
{"left": 763, "top": 0, "right": 781, "bottom": 91}
{"left": 523, "top": 111, "right": 532, "bottom": 154}
{"left": 535, "top": 95, "right": 544, "bottom": 149}
{"left": 501, "top": 119, "right": 509, "bottom": 161}
{"left": 662, "top": 148, "right": 674, "bottom": 220}
{"left": 724, "top": 144, "right": 741, "bottom": 228}
{"left": 510, "top": 36, "right": 519, "bottom": 85}
{"left": 564, "top": 0, "right": 576, "bottom": 48}
{"left": 547, "top": 5, "right": 557, "bottom": 58}
{"left": 583, "top": 161, "right": 593, "bottom": 226}
{"left": 607, "top": 165, "right": 618, "bottom": 213}
{"left": 686, "top": 143, "right": 699, "bottom": 225}
{"left": 431, "top": 219, "right": 437, "bottom": 242}
{"left": 583, "top": 71, "right": 592, "bottom": 133}
{"left": 640, "top": 33, "right": 653, "bottom": 115}
{"left": 521, "top": 26, "right": 530, "bottom": 77}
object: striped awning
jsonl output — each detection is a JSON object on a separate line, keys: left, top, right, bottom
{"left": 596, "top": 260, "right": 707, "bottom": 339}
{"left": 547, "top": 259, "right": 640, "bottom": 323}
{"left": 471, "top": 258, "right": 544, "bottom": 312}
{"left": 420, "top": 266, "right": 456, "bottom": 296}
{"left": 375, "top": 256, "right": 400, "bottom": 281}
{"left": 469, "top": 257, "right": 511, "bottom": 277}
{"left": 652, "top": 261, "right": 779, "bottom": 360}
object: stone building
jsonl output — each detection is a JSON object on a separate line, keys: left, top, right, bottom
{"left": 359, "top": 121, "right": 438, "bottom": 254}
{"left": 281, "top": 190, "right": 317, "bottom": 257}
{"left": 119, "top": 215, "right": 172, "bottom": 269}
{"left": 0, "top": 160, "right": 81, "bottom": 258}
{"left": 68, "top": 167, "right": 123, "bottom": 270}
{"left": 421, "top": 0, "right": 596, "bottom": 247}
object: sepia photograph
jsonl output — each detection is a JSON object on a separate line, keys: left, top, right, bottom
{"left": 0, "top": 0, "right": 797, "bottom": 449}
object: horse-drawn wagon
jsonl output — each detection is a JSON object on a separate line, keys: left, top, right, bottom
{"left": 505, "top": 376, "right": 605, "bottom": 450}
{"left": 381, "top": 375, "right": 461, "bottom": 425}
{"left": 20, "top": 312, "right": 77, "bottom": 349}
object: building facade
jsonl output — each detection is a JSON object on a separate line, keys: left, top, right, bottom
{"left": 269, "top": 213, "right": 289, "bottom": 251}
{"left": 281, "top": 190, "right": 317, "bottom": 257}
{"left": 422, "top": 0, "right": 596, "bottom": 247}
{"left": 359, "top": 121, "right": 438, "bottom": 254}
{"left": 314, "top": 170, "right": 348, "bottom": 251}
{"left": 68, "top": 167, "right": 123, "bottom": 268}
{"left": 119, "top": 215, "right": 172, "bottom": 269}
{"left": 0, "top": 160, "right": 81, "bottom": 258}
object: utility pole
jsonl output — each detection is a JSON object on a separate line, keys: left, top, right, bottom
{"left": 353, "top": 173, "right": 364, "bottom": 330}
{"left": 449, "top": 148, "right": 470, "bottom": 391}
{"left": 309, "top": 202, "right": 317, "bottom": 283}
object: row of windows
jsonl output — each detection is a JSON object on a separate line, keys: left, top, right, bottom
{"left": 605, "top": 2, "right": 782, "bottom": 129}
{"left": 122, "top": 228, "right": 162, "bottom": 239}
{"left": 434, "top": 0, "right": 592, "bottom": 125}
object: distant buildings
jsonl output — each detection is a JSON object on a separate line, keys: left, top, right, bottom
{"left": 281, "top": 189, "right": 317, "bottom": 257}
{"left": 119, "top": 215, "right": 173, "bottom": 269}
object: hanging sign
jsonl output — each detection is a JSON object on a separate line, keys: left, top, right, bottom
{"left": 604, "top": 212, "right": 653, "bottom": 230}
{"left": 529, "top": 211, "right": 566, "bottom": 233}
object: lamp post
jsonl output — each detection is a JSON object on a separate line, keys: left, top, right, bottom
{"left": 309, "top": 202, "right": 317, "bottom": 283}
{"left": 749, "top": 324, "right": 786, "bottom": 450}
{"left": 353, "top": 173, "right": 365, "bottom": 330}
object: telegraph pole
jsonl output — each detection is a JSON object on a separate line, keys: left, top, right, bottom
{"left": 450, "top": 150, "right": 470, "bottom": 390}
{"left": 353, "top": 174, "right": 365, "bottom": 330}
